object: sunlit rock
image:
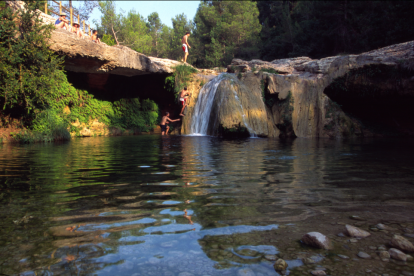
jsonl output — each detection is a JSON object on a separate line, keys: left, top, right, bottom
{"left": 389, "top": 248, "right": 407, "bottom": 261}
{"left": 273, "top": 258, "right": 288, "bottom": 271}
{"left": 345, "top": 224, "right": 371, "bottom": 238}
{"left": 301, "top": 232, "right": 333, "bottom": 250}
{"left": 390, "top": 235, "right": 414, "bottom": 253}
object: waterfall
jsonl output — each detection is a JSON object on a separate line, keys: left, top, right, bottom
{"left": 190, "top": 73, "right": 257, "bottom": 137}
{"left": 190, "top": 73, "right": 227, "bottom": 135}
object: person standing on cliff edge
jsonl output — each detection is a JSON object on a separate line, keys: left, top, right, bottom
{"left": 160, "top": 112, "right": 180, "bottom": 135}
{"left": 181, "top": 32, "right": 191, "bottom": 63}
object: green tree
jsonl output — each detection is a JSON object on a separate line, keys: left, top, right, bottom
{"left": 192, "top": 0, "right": 262, "bottom": 68}
{"left": 94, "top": 0, "right": 121, "bottom": 45}
{"left": 0, "top": 0, "right": 63, "bottom": 122}
{"left": 157, "top": 25, "right": 174, "bottom": 58}
{"left": 121, "top": 10, "right": 152, "bottom": 54}
{"left": 257, "top": 1, "right": 414, "bottom": 60}
{"left": 147, "top": 12, "right": 162, "bottom": 57}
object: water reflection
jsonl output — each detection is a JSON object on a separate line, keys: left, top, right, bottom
{"left": 1, "top": 136, "right": 414, "bottom": 275}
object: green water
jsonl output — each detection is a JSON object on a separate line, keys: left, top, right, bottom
{"left": 1, "top": 136, "right": 414, "bottom": 276}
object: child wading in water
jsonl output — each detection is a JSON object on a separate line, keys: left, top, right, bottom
{"left": 160, "top": 112, "right": 180, "bottom": 135}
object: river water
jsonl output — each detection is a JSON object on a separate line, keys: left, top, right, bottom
{"left": 1, "top": 136, "right": 414, "bottom": 276}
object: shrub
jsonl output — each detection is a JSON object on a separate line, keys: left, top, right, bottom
{"left": 165, "top": 64, "right": 197, "bottom": 98}
{"left": 260, "top": 68, "right": 279, "bottom": 74}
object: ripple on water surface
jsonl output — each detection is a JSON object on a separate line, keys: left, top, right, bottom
{"left": 1, "top": 136, "right": 414, "bottom": 275}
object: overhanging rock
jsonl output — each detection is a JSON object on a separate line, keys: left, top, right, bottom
{"left": 50, "top": 29, "right": 184, "bottom": 76}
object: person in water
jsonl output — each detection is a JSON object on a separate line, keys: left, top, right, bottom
{"left": 160, "top": 112, "right": 180, "bottom": 135}
{"left": 181, "top": 32, "right": 191, "bottom": 63}
{"left": 179, "top": 87, "right": 192, "bottom": 116}
{"left": 55, "top": 13, "right": 70, "bottom": 30}
{"left": 91, "top": 30, "right": 101, "bottom": 44}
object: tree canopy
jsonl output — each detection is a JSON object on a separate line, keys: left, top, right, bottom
{"left": 92, "top": 0, "right": 414, "bottom": 67}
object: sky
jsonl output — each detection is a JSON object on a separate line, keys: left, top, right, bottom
{"left": 84, "top": 1, "right": 201, "bottom": 28}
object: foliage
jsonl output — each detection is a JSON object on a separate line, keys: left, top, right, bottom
{"left": 192, "top": 1, "right": 262, "bottom": 68}
{"left": 0, "top": 0, "right": 63, "bottom": 119}
{"left": 121, "top": 10, "right": 153, "bottom": 53}
{"left": 101, "top": 34, "right": 116, "bottom": 46}
{"left": 165, "top": 65, "right": 197, "bottom": 98}
{"left": 257, "top": 1, "right": 414, "bottom": 60}
{"left": 260, "top": 68, "right": 279, "bottom": 74}
{"left": 110, "top": 98, "right": 159, "bottom": 132}
{"left": 14, "top": 109, "right": 71, "bottom": 143}
{"left": 94, "top": 1, "right": 190, "bottom": 60}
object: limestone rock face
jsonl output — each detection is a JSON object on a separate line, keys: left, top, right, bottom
{"left": 224, "top": 40, "right": 414, "bottom": 138}
{"left": 390, "top": 235, "right": 414, "bottom": 253}
{"left": 206, "top": 74, "right": 276, "bottom": 137}
{"left": 49, "top": 29, "right": 185, "bottom": 76}
{"left": 301, "top": 232, "right": 333, "bottom": 250}
{"left": 345, "top": 225, "right": 371, "bottom": 238}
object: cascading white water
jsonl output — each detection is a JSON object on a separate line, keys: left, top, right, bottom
{"left": 190, "top": 73, "right": 227, "bottom": 135}
{"left": 190, "top": 73, "right": 257, "bottom": 137}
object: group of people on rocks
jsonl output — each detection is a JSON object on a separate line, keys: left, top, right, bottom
{"left": 54, "top": 12, "right": 101, "bottom": 43}
{"left": 55, "top": 12, "right": 194, "bottom": 136}
{"left": 160, "top": 87, "right": 192, "bottom": 135}
{"left": 160, "top": 32, "right": 193, "bottom": 136}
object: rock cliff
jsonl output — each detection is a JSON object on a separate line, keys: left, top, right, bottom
{"left": 183, "top": 40, "right": 414, "bottom": 138}
{"left": 49, "top": 29, "right": 184, "bottom": 76}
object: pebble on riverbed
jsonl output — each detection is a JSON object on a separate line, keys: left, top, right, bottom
{"left": 311, "top": 270, "right": 326, "bottom": 276}
{"left": 390, "top": 235, "right": 414, "bottom": 252}
{"left": 345, "top": 224, "right": 371, "bottom": 238}
{"left": 375, "top": 223, "right": 395, "bottom": 231}
{"left": 389, "top": 248, "right": 407, "bottom": 261}
{"left": 273, "top": 259, "right": 288, "bottom": 271}
{"left": 378, "top": 251, "right": 390, "bottom": 259}
{"left": 301, "top": 232, "right": 333, "bottom": 250}
{"left": 357, "top": 251, "right": 371, "bottom": 259}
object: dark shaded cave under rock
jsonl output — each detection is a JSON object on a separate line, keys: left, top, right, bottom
{"left": 324, "top": 64, "right": 414, "bottom": 136}
{"left": 66, "top": 71, "right": 179, "bottom": 117}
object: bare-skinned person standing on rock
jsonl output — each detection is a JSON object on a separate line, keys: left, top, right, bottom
{"left": 181, "top": 32, "right": 191, "bottom": 63}
{"left": 160, "top": 112, "right": 180, "bottom": 135}
{"left": 179, "top": 87, "right": 192, "bottom": 116}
